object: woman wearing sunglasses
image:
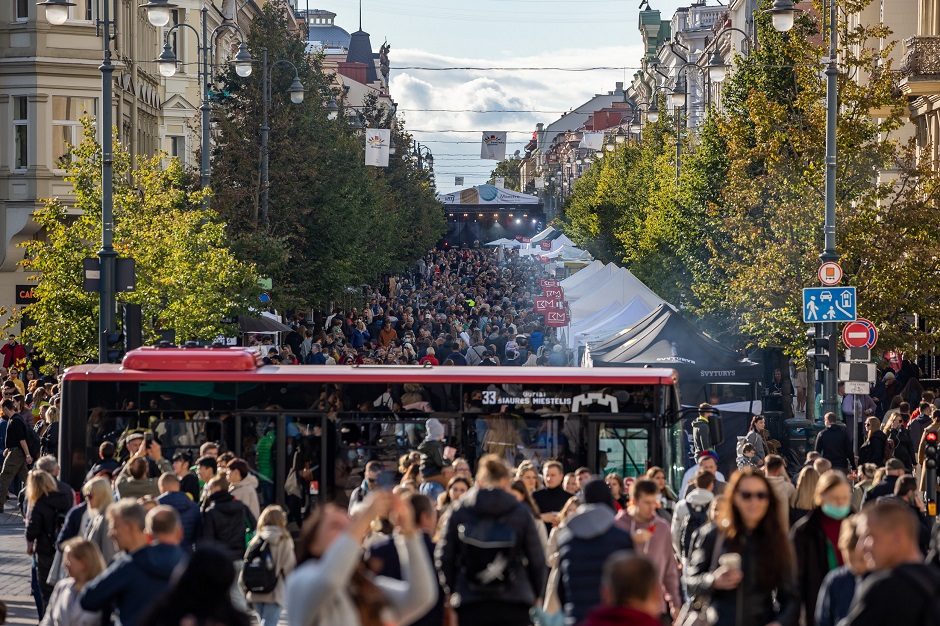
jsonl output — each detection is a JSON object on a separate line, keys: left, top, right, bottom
{"left": 685, "top": 468, "right": 799, "bottom": 626}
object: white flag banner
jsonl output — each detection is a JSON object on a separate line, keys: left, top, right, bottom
{"left": 535, "top": 177, "right": 545, "bottom": 189}
{"left": 481, "top": 131, "right": 507, "bottom": 160}
{"left": 495, "top": 177, "right": 505, "bottom": 188}
{"left": 455, "top": 176, "right": 464, "bottom": 186}
{"left": 580, "top": 131, "right": 604, "bottom": 150}
{"left": 365, "top": 128, "right": 391, "bottom": 167}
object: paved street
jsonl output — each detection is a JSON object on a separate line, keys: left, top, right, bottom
{"left": 0, "top": 507, "right": 37, "bottom": 625}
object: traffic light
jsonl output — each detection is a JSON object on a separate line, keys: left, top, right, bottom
{"left": 106, "top": 331, "right": 125, "bottom": 363}
{"left": 925, "top": 430, "right": 938, "bottom": 472}
{"left": 807, "top": 324, "right": 830, "bottom": 370}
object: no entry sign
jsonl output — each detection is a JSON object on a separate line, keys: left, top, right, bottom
{"left": 842, "top": 318, "right": 878, "bottom": 349}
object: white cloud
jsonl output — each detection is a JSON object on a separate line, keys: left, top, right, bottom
{"left": 388, "top": 44, "right": 645, "bottom": 192}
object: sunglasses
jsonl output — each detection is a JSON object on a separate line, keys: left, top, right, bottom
{"left": 737, "top": 490, "right": 770, "bottom": 501}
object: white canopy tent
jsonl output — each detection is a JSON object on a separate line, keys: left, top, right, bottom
{"left": 485, "top": 238, "right": 512, "bottom": 246}
{"left": 565, "top": 263, "right": 621, "bottom": 301}
{"left": 569, "top": 297, "right": 655, "bottom": 346}
{"left": 560, "top": 260, "right": 606, "bottom": 291}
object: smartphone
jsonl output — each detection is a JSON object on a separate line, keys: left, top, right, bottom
{"left": 144, "top": 432, "right": 153, "bottom": 443}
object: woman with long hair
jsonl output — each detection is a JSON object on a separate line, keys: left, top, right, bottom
{"left": 514, "top": 462, "right": 540, "bottom": 494}
{"left": 645, "top": 466, "right": 677, "bottom": 520}
{"left": 38, "top": 406, "right": 60, "bottom": 458}
{"left": 790, "top": 466, "right": 820, "bottom": 526}
{"left": 25, "top": 470, "right": 72, "bottom": 617}
{"left": 286, "top": 492, "right": 435, "bottom": 626}
{"left": 685, "top": 468, "right": 798, "bottom": 626}
{"left": 857, "top": 416, "right": 886, "bottom": 466}
{"left": 744, "top": 416, "right": 768, "bottom": 461}
{"left": 140, "top": 543, "right": 251, "bottom": 626}
{"left": 243, "top": 505, "right": 296, "bottom": 626}
{"left": 81, "top": 477, "right": 116, "bottom": 564}
{"left": 605, "top": 473, "right": 627, "bottom": 512}
{"left": 790, "top": 471, "right": 853, "bottom": 623}
{"left": 40, "top": 538, "right": 105, "bottom": 626}
{"left": 883, "top": 412, "right": 915, "bottom": 470}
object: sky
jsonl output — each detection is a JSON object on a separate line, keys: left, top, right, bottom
{"left": 306, "top": 0, "right": 690, "bottom": 193}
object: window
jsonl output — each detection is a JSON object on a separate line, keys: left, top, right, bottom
{"left": 16, "top": 0, "right": 28, "bottom": 20}
{"left": 52, "top": 96, "right": 96, "bottom": 167}
{"left": 169, "top": 136, "right": 185, "bottom": 163}
{"left": 13, "top": 97, "right": 28, "bottom": 171}
{"left": 169, "top": 9, "right": 184, "bottom": 72}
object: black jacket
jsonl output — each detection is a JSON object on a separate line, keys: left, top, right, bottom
{"left": 557, "top": 505, "right": 634, "bottom": 625}
{"left": 790, "top": 508, "right": 835, "bottom": 623}
{"left": 814, "top": 423, "right": 855, "bottom": 470}
{"left": 57, "top": 501, "right": 88, "bottom": 548}
{"left": 857, "top": 430, "right": 886, "bottom": 466}
{"left": 25, "top": 490, "right": 72, "bottom": 557}
{"left": 436, "top": 486, "right": 546, "bottom": 609}
{"left": 686, "top": 524, "right": 799, "bottom": 626}
{"left": 39, "top": 421, "right": 58, "bottom": 458}
{"left": 887, "top": 427, "right": 915, "bottom": 470}
{"left": 842, "top": 563, "right": 940, "bottom": 625}
{"left": 200, "top": 491, "right": 251, "bottom": 560}
{"left": 863, "top": 475, "right": 899, "bottom": 505}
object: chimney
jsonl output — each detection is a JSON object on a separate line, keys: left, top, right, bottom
{"left": 616, "top": 81, "right": 624, "bottom": 92}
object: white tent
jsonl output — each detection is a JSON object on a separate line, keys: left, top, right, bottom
{"left": 560, "top": 260, "right": 606, "bottom": 291}
{"left": 485, "top": 238, "right": 512, "bottom": 246}
{"left": 568, "top": 300, "right": 624, "bottom": 335}
{"left": 540, "top": 244, "right": 592, "bottom": 260}
{"left": 565, "top": 263, "right": 620, "bottom": 301}
{"left": 568, "top": 267, "right": 665, "bottom": 317}
{"left": 571, "top": 297, "right": 654, "bottom": 345}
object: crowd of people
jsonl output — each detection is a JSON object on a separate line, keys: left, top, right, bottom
{"left": 245, "top": 247, "right": 571, "bottom": 368}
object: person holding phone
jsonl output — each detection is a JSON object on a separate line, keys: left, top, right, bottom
{"left": 685, "top": 468, "right": 799, "bottom": 626}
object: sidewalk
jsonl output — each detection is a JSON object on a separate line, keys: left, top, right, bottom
{"left": 0, "top": 506, "right": 38, "bottom": 626}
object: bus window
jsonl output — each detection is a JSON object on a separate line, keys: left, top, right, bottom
{"left": 596, "top": 425, "right": 650, "bottom": 478}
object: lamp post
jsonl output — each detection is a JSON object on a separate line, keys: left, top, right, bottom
{"left": 143, "top": 0, "right": 254, "bottom": 193}
{"left": 259, "top": 48, "right": 305, "bottom": 227}
{"left": 38, "top": 0, "right": 118, "bottom": 362}
{"left": 768, "top": 0, "right": 840, "bottom": 416}
{"left": 413, "top": 141, "right": 434, "bottom": 172}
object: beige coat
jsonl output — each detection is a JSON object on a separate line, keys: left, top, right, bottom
{"left": 244, "top": 526, "right": 295, "bottom": 607}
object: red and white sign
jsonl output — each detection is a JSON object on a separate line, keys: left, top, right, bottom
{"left": 818, "top": 262, "right": 843, "bottom": 287}
{"left": 843, "top": 318, "right": 878, "bottom": 349}
{"left": 515, "top": 236, "right": 531, "bottom": 243}
{"left": 543, "top": 287, "right": 564, "bottom": 299}
{"left": 534, "top": 297, "right": 565, "bottom": 313}
{"left": 539, "top": 279, "right": 559, "bottom": 289}
{"left": 545, "top": 309, "right": 570, "bottom": 327}
{"left": 540, "top": 240, "right": 553, "bottom": 251}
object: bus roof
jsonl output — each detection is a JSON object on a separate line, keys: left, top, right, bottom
{"left": 61, "top": 348, "right": 678, "bottom": 385}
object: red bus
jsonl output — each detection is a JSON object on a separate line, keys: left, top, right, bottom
{"left": 60, "top": 347, "right": 684, "bottom": 508}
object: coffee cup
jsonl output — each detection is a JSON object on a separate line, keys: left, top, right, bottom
{"left": 718, "top": 553, "right": 741, "bottom": 572}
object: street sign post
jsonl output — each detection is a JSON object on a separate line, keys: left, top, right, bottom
{"left": 802, "top": 287, "right": 857, "bottom": 323}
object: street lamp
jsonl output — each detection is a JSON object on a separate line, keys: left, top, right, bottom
{"left": 259, "top": 48, "right": 304, "bottom": 226}
{"left": 768, "top": 0, "right": 797, "bottom": 32}
{"left": 647, "top": 99, "right": 659, "bottom": 123}
{"left": 669, "top": 76, "right": 687, "bottom": 108}
{"left": 40, "top": 0, "right": 122, "bottom": 362}
{"left": 707, "top": 49, "right": 727, "bottom": 83}
{"left": 143, "top": 2, "right": 253, "bottom": 193}
{"left": 326, "top": 97, "right": 339, "bottom": 121}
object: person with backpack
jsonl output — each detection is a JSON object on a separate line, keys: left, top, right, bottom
{"left": 690, "top": 403, "right": 718, "bottom": 456}
{"left": 671, "top": 470, "right": 716, "bottom": 569}
{"left": 242, "top": 505, "right": 295, "bottom": 626}
{"left": 0, "top": 398, "right": 34, "bottom": 509}
{"left": 25, "top": 469, "right": 72, "bottom": 617}
{"left": 436, "top": 454, "right": 546, "bottom": 626}
{"left": 200, "top": 475, "right": 255, "bottom": 611}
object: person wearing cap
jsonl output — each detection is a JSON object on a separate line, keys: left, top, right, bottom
{"left": 680, "top": 450, "right": 727, "bottom": 498}
{"left": 348, "top": 460, "right": 384, "bottom": 514}
{"left": 556, "top": 479, "right": 634, "bottom": 625}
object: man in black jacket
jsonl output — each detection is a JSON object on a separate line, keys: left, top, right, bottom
{"left": 843, "top": 499, "right": 940, "bottom": 625}
{"left": 436, "top": 454, "right": 546, "bottom": 626}
{"left": 200, "top": 475, "right": 253, "bottom": 612}
{"left": 814, "top": 412, "right": 856, "bottom": 472}
{"left": 863, "top": 458, "right": 906, "bottom": 504}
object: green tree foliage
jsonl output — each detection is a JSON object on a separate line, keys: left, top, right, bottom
{"left": 22, "top": 121, "right": 257, "bottom": 366}
{"left": 560, "top": 0, "right": 940, "bottom": 355}
{"left": 211, "top": 1, "right": 444, "bottom": 310}
{"left": 488, "top": 156, "right": 523, "bottom": 191}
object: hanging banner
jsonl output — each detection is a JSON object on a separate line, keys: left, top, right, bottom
{"left": 534, "top": 297, "right": 566, "bottom": 313}
{"left": 540, "top": 240, "right": 553, "bottom": 251}
{"left": 539, "top": 279, "right": 559, "bottom": 289}
{"left": 481, "top": 131, "right": 507, "bottom": 160}
{"left": 535, "top": 177, "right": 545, "bottom": 189}
{"left": 580, "top": 131, "right": 604, "bottom": 150}
{"left": 365, "top": 129, "right": 391, "bottom": 167}
{"left": 454, "top": 176, "right": 464, "bottom": 186}
{"left": 543, "top": 286, "right": 564, "bottom": 299}
{"left": 495, "top": 176, "right": 505, "bottom": 188}
{"left": 545, "top": 309, "right": 570, "bottom": 327}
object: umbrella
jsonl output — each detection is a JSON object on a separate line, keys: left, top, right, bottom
{"left": 237, "top": 315, "right": 293, "bottom": 333}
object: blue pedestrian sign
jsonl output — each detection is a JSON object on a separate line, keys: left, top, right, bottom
{"left": 803, "top": 287, "right": 857, "bottom": 323}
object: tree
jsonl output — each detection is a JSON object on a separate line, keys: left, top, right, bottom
{"left": 488, "top": 157, "right": 522, "bottom": 191}
{"left": 211, "top": 1, "right": 444, "bottom": 310}
{"left": 21, "top": 120, "right": 258, "bottom": 366}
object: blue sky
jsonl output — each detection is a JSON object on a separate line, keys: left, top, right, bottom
{"left": 308, "top": 0, "right": 689, "bottom": 192}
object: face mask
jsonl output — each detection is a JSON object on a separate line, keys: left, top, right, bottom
{"left": 821, "top": 503, "right": 851, "bottom": 520}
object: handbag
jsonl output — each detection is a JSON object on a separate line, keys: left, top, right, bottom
{"left": 46, "top": 547, "right": 65, "bottom": 587}
{"left": 676, "top": 532, "right": 725, "bottom": 626}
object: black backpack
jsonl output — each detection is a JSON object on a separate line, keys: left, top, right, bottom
{"left": 242, "top": 538, "right": 278, "bottom": 594}
{"left": 680, "top": 502, "right": 710, "bottom": 559}
{"left": 457, "top": 515, "right": 518, "bottom": 593}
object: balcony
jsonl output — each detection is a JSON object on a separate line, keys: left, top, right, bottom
{"left": 900, "top": 36, "right": 940, "bottom": 97}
